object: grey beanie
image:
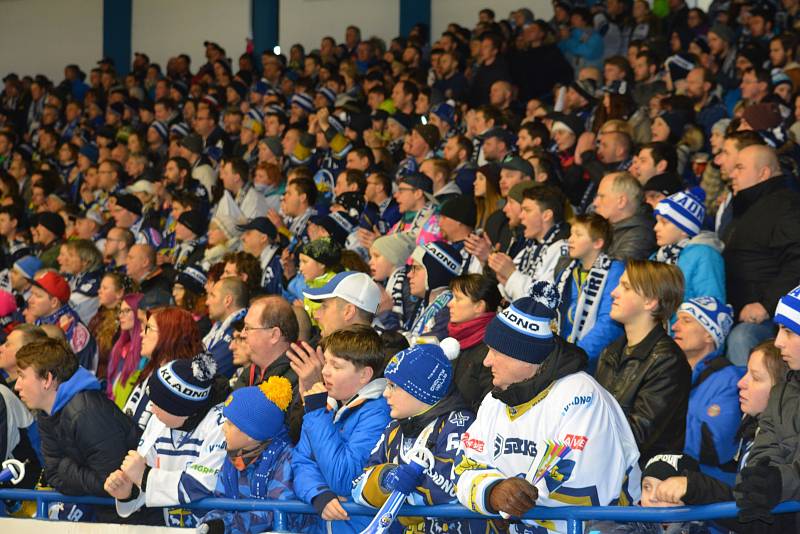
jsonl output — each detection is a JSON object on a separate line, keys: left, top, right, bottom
{"left": 372, "top": 233, "right": 416, "bottom": 267}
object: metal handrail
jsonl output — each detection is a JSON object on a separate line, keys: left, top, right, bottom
{"left": 1, "top": 489, "right": 798, "bottom": 534}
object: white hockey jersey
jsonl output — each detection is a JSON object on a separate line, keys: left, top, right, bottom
{"left": 115, "top": 403, "right": 227, "bottom": 528}
{"left": 503, "top": 239, "right": 568, "bottom": 302}
{"left": 455, "top": 371, "right": 641, "bottom": 534}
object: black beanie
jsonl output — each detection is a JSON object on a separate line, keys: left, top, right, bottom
{"left": 439, "top": 195, "right": 477, "bottom": 228}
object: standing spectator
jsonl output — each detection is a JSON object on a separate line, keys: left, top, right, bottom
{"left": 721, "top": 145, "right": 800, "bottom": 365}
{"left": 455, "top": 295, "right": 641, "bottom": 533}
{"left": 596, "top": 260, "right": 691, "bottom": 461}
{"left": 467, "top": 32, "right": 511, "bottom": 107}
{"left": 673, "top": 297, "right": 743, "bottom": 485}
{"left": 446, "top": 273, "right": 499, "bottom": 412}
{"left": 203, "top": 278, "right": 249, "bottom": 379}
{"left": 15, "top": 339, "right": 138, "bottom": 514}
{"left": 123, "top": 307, "right": 203, "bottom": 430}
{"left": 104, "top": 352, "right": 228, "bottom": 528}
{"left": 106, "top": 293, "right": 144, "bottom": 408}
{"left": 405, "top": 241, "right": 462, "bottom": 342}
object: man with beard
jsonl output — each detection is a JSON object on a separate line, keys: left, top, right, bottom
{"left": 685, "top": 67, "right": 728, "bottom": 140}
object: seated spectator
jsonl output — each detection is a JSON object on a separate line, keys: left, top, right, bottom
{"left": 297, "top": 237, "right": 342, "bottom": 323}
{"left": 104, "top": 352, "right": 228, "bottom": 527}
{"left": 653, "top": 341, "right": 793, "bottom": 532}
{"left": 222, "top": 251, "right": 263, "bottom": 298}
{"left": 237, "top": 217, "right": 283, "bottom": 295}
{"left": 652, "top": 188, "right": 726, "bottom": 303}
{"left": 673, "top": 297, "right": 743, "bottom": 484}
{"left": 103, "top": 227, "right": 135, "bottom": 273}
{"left": 446, "top": 274, "right": 500, "bottom": 412}
{"left": 438, "top": 195, "right": 482, "bottom": 273}
{"left": 9, "top": 256, "right": 42, "bottom": 312}
{"left": 352, "top": 342, "right": 485, "bottom": 533}
{"left": 203, "top": 214, "right": 243, "bottom": 271}
{"left": 553, "top": 213, "right": 624, "bottom": 370}
{"left": 111, "top": 193, "right": 162, "bottom": 248}
{"left": 369, "top": 233, "right": 416, "bottom": 331}
{"left": 389, "top": 172, "right": 440, "bottom": 247}
{"left": 596, "top": 260, "right": 691, "bottom": 461}
{"left": 57, "top": 239, "right": 104, "bottom": 324}
{"left": 404, "top": 241, "right": 462, "bottom": 342}
{"left": 490, "top": 185, "right": 569, "bottom": 300}
{"left": 171, "top": 265, "right": 211, "bottom": 336}
{"left": 32, "top": 212, "right": 66, "bottom": 270}
{"left": 593, "top": 171, "right": 657, "bottom": 261}
{"left": 106, "top": 293, "right": 144, "bottom": 408}
{"left": 290, "top": 325, "right": 391, "bottom": 534}
{"left": 125, "top": 244, "right": 172, "bottom": 304}
{"left": 455, "top": 295, "right": 641, "bottom": 533}
{"left": 198, "top": 377, "right": 305, "bottom": 534}
{"left": 89, "top": 272, "right": 130, "bottom": 379}
{"left": 15, "top": 338, "right": 138, "bottom": 516}
{"left": 203, "top": 277, "right": 249, "bottom": 379}
{"left": 28, "top": 272, "right": 98, "bottom": 373}
{"left": 123, "top": 307, "right": 204, "bottom": 429}
{"left": 171, "top": 210, "right": 208, "bottom": 270}
{"left": 733, "top": 285, "right": 800, "bottom": 525}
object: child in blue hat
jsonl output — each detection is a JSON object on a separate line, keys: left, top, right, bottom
{"left": 198, "top": 376, "right": 306, "bottom": 534}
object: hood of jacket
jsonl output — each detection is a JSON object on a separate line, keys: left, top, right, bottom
{"left": 51, "top": 366, "right": 101, "bottom": 415}
{"left": 333, "top": 378, "right": 388, "bottom": 423}
{"left": 492, "top": 337, "right": 588, "bottom": 407}
{"left": 688, "top": 230, "right": 724, "bottom": 253}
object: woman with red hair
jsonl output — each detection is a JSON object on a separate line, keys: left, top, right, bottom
{"left": 107, "top": 293, "right": 144, "bottom": 408}
{"left": 122, "top": 307, "right": 204, "bottom": 429}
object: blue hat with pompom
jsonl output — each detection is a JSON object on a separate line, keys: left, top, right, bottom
{"left": 484, "top": 281, "right": 558, "bottom": 364}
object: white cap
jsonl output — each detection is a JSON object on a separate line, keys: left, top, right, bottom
{"left": 127, "top": 179, "right": 155, "bottom": 195}
{"left": 303, "top": 271, "right": 381, "bottom": 314}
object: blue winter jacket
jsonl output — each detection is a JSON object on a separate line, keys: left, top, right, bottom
{"left": 556, "top": 259, "right": 624, "bottom": 373}
{"left": 291, "top": 379, "right": 392, "bottom": 534}
{"left": 651, "top": 232, "right": 726, "bottom": 304}
{"left": 684, "top": 351, "right": 744, "bottom": 486}
{"left": 558, "top": 28, "right": 605, "bottom": 69}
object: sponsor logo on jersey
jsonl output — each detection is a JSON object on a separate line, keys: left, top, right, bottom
{"left": 461, "top": 432, "right": 484, "bottom": 453}
{"left": 561, "top": 394, "right": 594, "bottom": 416}
{"left": 563, "top": 434, "right": 588, "bottom": 451}
{"left": 493, "top": 435, "right": 537, "bottom": 459}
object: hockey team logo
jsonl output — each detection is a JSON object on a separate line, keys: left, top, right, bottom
{"left": 563, "top": 434, "right": 588, "bottom": 451}
{"left": 424, "top": 243, "right": 460, "bottom": 273}
{"left": 498, "top": 306, "right": 552, "bottom": 338}
{"left": 561, "top": 394, "right": 594, "bottom": 416}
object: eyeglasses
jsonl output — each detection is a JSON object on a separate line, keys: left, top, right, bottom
{"left": 119, "top": 308, "right": 133, "bottom": 316}
{"left": 144, "top": 323, "right": 158, "bottom": 334}
{"left": 242, "top": 324, "right": 275, "bottom": 333}
{"left": 396, "top": 186, "right": 416, "bottom": 193}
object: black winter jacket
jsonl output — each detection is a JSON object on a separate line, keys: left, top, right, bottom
{"left": 38, "top": 369, "right": 140, "bottom": 496}
{"left": 608, "top": 206, "right": 657, "bottom": 262}
{"left": 452, "top": 342, "right": 493, "bottom": 413}
{"left": 720, "top": 176, "right": 800, "bottom": 316}
{"left": 595, "top": 325, "right": 691, "bottom": 462}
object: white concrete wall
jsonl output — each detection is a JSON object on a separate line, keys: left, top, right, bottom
{"left": 279, "top": 0, "right": 400, "bottom": 55}
{"left": 132, "top": 0, "right": 251, "bottom": 73}
{"left": 0, "top": 0, "right": 103, "bottom": 82}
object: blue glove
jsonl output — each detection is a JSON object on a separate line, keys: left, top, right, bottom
{"left": 383, "top": 462, "right": 426, "bottom": 494}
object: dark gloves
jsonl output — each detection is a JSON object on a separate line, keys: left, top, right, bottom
{"left": 487, "top": 477, "right": 538, "bottom": 517}
{"left": 197, "top": 518, "right": 225, "bottom": 534}
{"left": 382, "top": 463, "right": 426, "bottom": 494}
{"left": 735, "top": 459, "right": 782, "bottom": 524}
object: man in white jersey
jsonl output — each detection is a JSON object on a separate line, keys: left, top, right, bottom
{"left": 454, "top": 283, "right": 641, "bottom": 534}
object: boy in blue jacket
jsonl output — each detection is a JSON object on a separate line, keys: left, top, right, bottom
{"left": 553, "top": 213, "right": 624, "bottom": 371}
{"left": 352, "top": 340, "right": 489, "bottom": 534}
{"left": 652, "top": 188, "right": 726, "bottom": 303}
{"left": 672, "top": 297, "right": 744, "bottom": 485}
{"left": 198, "top": 376, "right": 305, "bottom": 534}
{"left": 290, "top": 324, "right": 391, "bottom": 534}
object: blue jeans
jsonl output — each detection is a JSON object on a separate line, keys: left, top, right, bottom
{"left": 725, "top": 321, "right": 776, "bottom": 366}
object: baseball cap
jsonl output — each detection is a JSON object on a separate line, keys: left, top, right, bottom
{"left": 237, "top": 217, "right": 278, "bottom": 240}
{"left": 33, "top": 272, "right": 71, "bottom": 304}
{"left": 501, "top": 156, "right": 534, "bottom": 177}
{"left": 303, "top": 271, "right": 381, "bottom": 314}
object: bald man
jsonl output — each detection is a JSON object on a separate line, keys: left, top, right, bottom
{"left": 722, "top": 144, "right": 800, "bottom": 364}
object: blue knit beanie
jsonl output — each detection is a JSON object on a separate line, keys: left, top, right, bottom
{"left": 775, "top": 284, "right": 800, "bottom": 335}
{"left": 223, "top": 376, "right": 293, "bottom": 441}
{"left": 484, "top": 282, "right": 557, "bottom": 364}
{"left": 384, "top": 339, "right": 460, "bottom": 406}
{"left": 678, "top": 297, "right": 733, "bottom": 348}
{"left": 410, "top": 240, "right": 463, "bottom": 290}
{"left": 654, "top": 187, "right": 706, "bottom": 237}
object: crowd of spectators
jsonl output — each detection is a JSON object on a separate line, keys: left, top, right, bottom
{"left": 1, "top": 2, "right": 800, "bottom": 533}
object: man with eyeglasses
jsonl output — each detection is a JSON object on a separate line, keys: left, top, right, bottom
{"left": 103, "top": 227, "right": 134, "bottom": 272}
